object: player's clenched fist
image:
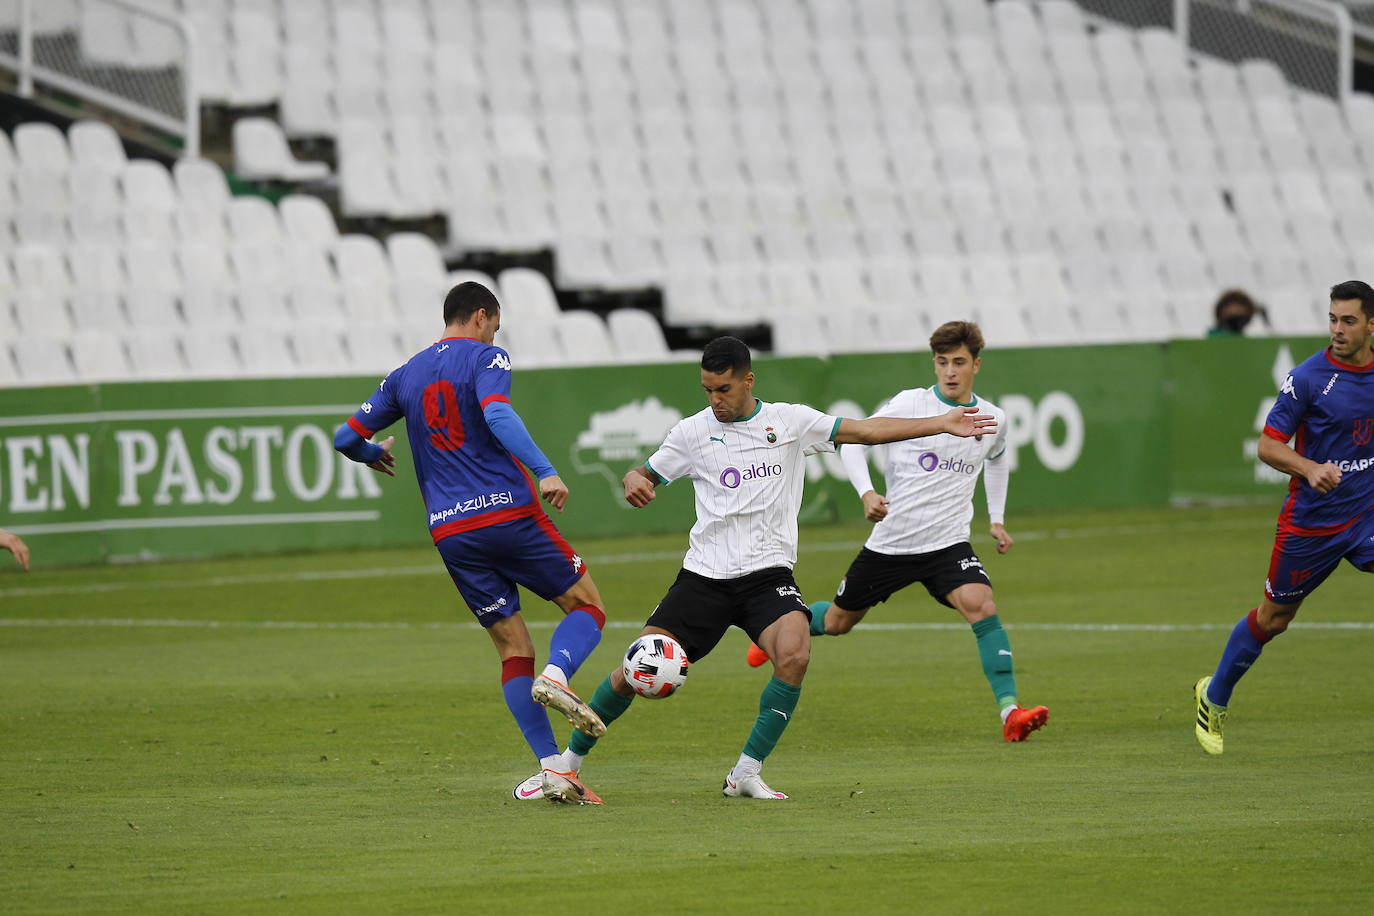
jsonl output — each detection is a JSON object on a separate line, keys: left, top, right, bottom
{"left": 539, "top": 474, "right": 570, "bottom": 512}
{"left": 623, "top": 470, "right": 657, "bottom": 508}
{"left": 1305, "top": 461, "right": 1342, "bottom": 494}
{"left": 861, "top": 490, "right": 889, "bottom": 522}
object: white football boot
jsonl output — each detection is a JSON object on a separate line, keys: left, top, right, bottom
{"left": 512, "top": 773, "right": 545, "bottom": 801}
{"left": 722, "top": 770, "right": 788, "bottom": 799}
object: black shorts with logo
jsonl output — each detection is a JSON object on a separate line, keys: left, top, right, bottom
{"left": 834, "top": 543, "right": 991, "bottom": 611}
{"left": 644, "top": 566, "right": 811, "bottom": 662}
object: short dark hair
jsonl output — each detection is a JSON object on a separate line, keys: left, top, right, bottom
{"left": 443, "top": 281, "right": 500, "bottom": 325}
{"left": 1213, "top": 289, "right": 1256, "bottom": 323}
{"left": 1329, "top": 280, "right": 1374, "bottom": 319}
{"left": 929, "top": 321, "right": 984, "bottom": 357}
{"left": 701, "top": 336, "right": 751, "bottom": 375}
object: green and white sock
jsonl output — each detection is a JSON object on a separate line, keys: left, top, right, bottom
{"left": 971, "top": 614, "right": 1019, "bottom": 711}
{"left": 741, "top": 676, "right": 802, "bottom": 762}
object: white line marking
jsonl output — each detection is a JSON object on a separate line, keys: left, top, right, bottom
{"left": 0, "top": 405, "right": 361, "bottom": 427}
{"left": 5, "top": 511, "right": 381, "bottom": 536}
{"left": 0, "top": 619, "right": 1370, "bottom": 632}
{"left": 0, "top": 516, "right": 1275, "bottom": 600}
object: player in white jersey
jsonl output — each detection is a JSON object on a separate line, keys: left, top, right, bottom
{"left": 746, "top": 321, "right": 1049, "bottom": 742}
{"left": 514, "top": 336, "right": 997, "bottom": 801}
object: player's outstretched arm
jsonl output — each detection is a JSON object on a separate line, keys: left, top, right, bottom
{"left": 1257, "top": 435, "right": 1341, "bottom": 493}
{"left": 623, "top": 466, "right": 658, "bottom": 508}
{"left": 834, "top": 406, "right": 995, "bottom": 445}
{"left": 1, "top": 528, "right": 31, "bottom": 571}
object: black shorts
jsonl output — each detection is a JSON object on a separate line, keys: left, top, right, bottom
{"left": 644, "top": 567, "right": 811, "bottom": 663}
{"left": 834, "top": 543, "right": 991, "bottom": 611}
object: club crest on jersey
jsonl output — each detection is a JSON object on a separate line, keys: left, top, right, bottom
{"left": 765, "top": 426, "right": 777, "bottom": 443}
{"left": 1355, "top": 419, "right": 1374, "bottom": 447}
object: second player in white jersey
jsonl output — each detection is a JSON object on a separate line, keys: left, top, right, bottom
{"left": 744, "top": 321, "right": 1047, "bottom": 745}
{"left": 846, "top": 387, "right": 1008, "bottom": 556}
{"left": 646, "top": 401, "right": 840, "bottom": 579}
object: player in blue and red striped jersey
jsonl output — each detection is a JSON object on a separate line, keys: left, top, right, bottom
{"left": 333, "top": 281, "right": 609, "bottom": 804}
{"left": 1195, "top": 280, "right": 1374, "bottom": 754}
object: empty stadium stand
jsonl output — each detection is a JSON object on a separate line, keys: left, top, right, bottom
{"left": 2, "top": 0, "right": 1373, "bottom": 384}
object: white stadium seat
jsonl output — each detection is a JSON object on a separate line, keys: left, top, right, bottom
{"left": 233, "top": 118, "right": 331, "bottom": 183}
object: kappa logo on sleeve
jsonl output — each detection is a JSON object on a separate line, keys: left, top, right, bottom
{"left": 486, "top": 354, "right": 512, "bottom": 371}
{"left": 1279, "top": 374, "right": 1297, "bottom": 400}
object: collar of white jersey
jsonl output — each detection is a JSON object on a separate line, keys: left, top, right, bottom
{"left": 931, "top": 386, "right": 978, "bottom": 408}
{"left": 729, "top": 398, "right": 764, "bottom": 421}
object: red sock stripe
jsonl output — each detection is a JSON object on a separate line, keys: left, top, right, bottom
{"left": 573, "top": 604, "right": 606, "bottom": 630}
{"left": 501, "top": 656, "right": 535, "bottom": 683}
{"left": 1246, "top": 608, "right": 1273, "bottom": 644}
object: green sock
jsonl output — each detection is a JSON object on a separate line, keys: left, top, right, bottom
{"left": 741, "top": 676, "right": 802, "bottom": 761}
{"left": 807, "top": 601, "right": 830, "bottom": 636}
{"left": 971, "top": 614, "right": 1018, "bottom": 710}
{"left": 568, "top": 673, "right": 634, "bottom": 756}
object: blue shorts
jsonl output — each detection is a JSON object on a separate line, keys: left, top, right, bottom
{"left": 436, "top": 515, "right": 586, "bottom": 627}
{"left": 1265, "top": 511, "right": 1374, "bottom": 604}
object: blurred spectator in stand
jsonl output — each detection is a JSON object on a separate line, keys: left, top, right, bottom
{"left": 1207, "top": 289, "right": 1264, "bottom": 337}
{"left": 1, "top": 528, "right": 30, "bottom": 571}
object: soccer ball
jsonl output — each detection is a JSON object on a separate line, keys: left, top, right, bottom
{"left": 621, "top": 634, "right": 689, "bottom": 699}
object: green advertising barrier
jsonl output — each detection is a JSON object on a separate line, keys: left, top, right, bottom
{"left": 1167, "top": 335, "right": 1328, "bottom": 505}
{"left": 0, "top": 378, "right": 420, "bottom": 566}
{"left": 0, "top": 339, "right": 1299, "bottom": 567}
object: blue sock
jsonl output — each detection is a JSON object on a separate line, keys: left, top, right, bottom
{"left": 501, "top": 656, "right": 558, "bottom": 759}
{"left": 1207, "top": 609, "right": 1272, "bottom": 706}
{"left": 547, "top": 605, "right": 605, "bottom": 680}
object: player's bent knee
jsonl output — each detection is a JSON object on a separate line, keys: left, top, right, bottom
{"left": 1258, "top": 601, "right": 1299, "bottom": 634}
{"left": 771, "top": 644, "right": 810, "bottom": 680}
{"left": 554, "top": 574, "right": 602, "bottom": 612}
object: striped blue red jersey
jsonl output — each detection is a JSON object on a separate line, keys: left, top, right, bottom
{"left": 1263, "top": 347, "right": 1374, "bottom": 534}
{"left": 347, "top": 337, "right": 539, "bottom": 543}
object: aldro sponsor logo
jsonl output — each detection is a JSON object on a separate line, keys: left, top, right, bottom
{"left": 719, "top": 462, "right": 784, "bottom": 488}
{"left": 916, "top": 451, "right": 978, "bottom": 475}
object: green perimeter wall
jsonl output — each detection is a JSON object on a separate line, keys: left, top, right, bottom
{"left": 0, "top": 336, "right": 1326, "bottom": 567}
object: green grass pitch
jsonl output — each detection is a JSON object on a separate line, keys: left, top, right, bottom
{"left": 2, "top": 503, "right": 1371, "bottom": 914}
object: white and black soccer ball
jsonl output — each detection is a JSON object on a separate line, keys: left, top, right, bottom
{"left": 621, "top": 635, "right": 689, "bottom": 699}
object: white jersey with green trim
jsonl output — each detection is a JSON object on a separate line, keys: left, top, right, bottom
{"left": 864, "top": 387, "right": 1007, "bottom": 555}
{"left": 645, "top": 400, "right": 838, "bottom": 579}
